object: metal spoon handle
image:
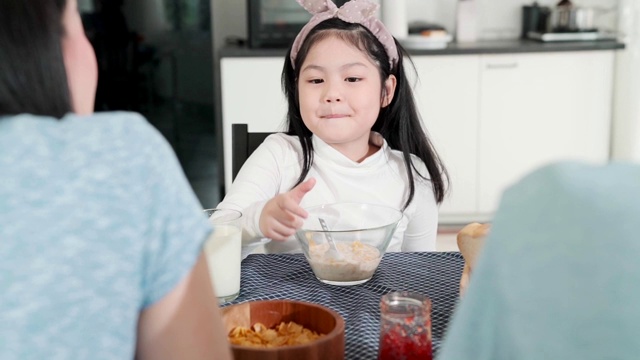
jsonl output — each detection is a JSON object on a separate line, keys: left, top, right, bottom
{"left": 318, "top": 218, "right": 340, "bottom": 254}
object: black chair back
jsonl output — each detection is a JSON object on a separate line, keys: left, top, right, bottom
{"left": 231, "top": 124, "right": 274, "bottom": 180}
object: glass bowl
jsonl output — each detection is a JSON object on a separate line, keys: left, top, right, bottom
{"left": 295, "top": 203, "right": 403, "bottom": 286}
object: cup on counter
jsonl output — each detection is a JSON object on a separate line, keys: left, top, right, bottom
{"left": 203, "top": 208, "right": 243, "bottom": 304}
{"left": 379, "top": 291, "right": 432, "bottom": 360}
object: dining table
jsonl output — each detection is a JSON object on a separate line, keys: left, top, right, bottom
{"left": 223, "top": 251, "right": 464, "bottom": 359}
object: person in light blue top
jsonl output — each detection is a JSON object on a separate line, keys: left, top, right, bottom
{"left": 0, "top": 1, "right": 232, "bottom": 359}
{"left": 439, "top": 161, "right": 640, "bottom": 360}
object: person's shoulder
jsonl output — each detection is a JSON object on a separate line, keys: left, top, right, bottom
{"left": 409, "top": 153, "right": 430, "bottom": 177}
{"left": 73, "top": 111, "right": 167, "bottom": 150}
{"left": 507, "top": 161, "right": 640, "bottom": 200}
{"left": 1, "top": 112, "right": 158, "bottom": 150}
{"left": 83, "top": 110, "right": 147, "bottom": 124}
{"left": 259, "top": 132, "right": 302, "bottom": 155}
{"left": 385, "top": 146, "right": 431, "bottom": 181}
{"left": 263, "top": 132, "right": 300, "bottom": 147}
{"left": 77, "top": 111, "right": 155, "bottom": 137}
{"left": 65, "top": 112, "right": 176, "bottom": 171}
{"left": 509, "top": 162, "right": 602, "bottom": 192}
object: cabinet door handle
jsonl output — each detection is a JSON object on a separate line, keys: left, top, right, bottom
{"left": 486, "top": 63, "right": 519, "bottom": 70}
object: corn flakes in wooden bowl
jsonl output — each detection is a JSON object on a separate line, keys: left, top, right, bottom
{"left": 222, "top": 300, "right": 345, "bottom": 360}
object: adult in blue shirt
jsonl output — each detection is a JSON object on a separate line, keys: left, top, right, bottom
{"left": 0, "top": 0, "right": 232, "bottom": 359}
{"left": 439, "top": 162, "right": 640, "bottom": 359}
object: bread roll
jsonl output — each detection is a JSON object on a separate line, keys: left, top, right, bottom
{"left": 457, "top": 222, "right": 490, "bottom": 297}
{"left": 457, "top": 222, "right": 490, "bottom": 269}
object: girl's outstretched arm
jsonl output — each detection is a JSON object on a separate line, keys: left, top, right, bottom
{"left": 217, "top": 134, "right": 305, "bottom": 247}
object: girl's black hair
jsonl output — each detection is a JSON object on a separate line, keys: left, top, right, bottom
{"left": 282, "top": 18, "right": 448, "bottom": 208}
{"left": 0, "top": 0, "right": 72, "bottom": 118}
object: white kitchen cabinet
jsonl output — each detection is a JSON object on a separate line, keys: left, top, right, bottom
{"left": 221, "top": 57, "right": 287, "bottom": 190}
{"left": 477, "top": 51, "right": 615, "bottom": 213}
{"left": 409, "top": 56, "right": 481, "bottom": 222}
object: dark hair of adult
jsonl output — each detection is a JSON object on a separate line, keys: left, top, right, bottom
{"left": 282, "top": 18, "right": 449, "bottom": 208}
{"left": 0, "top": 0, "right": 72, "bottom": 118}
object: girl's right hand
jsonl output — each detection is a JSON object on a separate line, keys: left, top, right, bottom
{"left": 259, "top": 178, "right": 316, "bottom": 241}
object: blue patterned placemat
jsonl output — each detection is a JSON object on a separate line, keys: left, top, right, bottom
{"left": 225, "top": 251, "right": 464, "bottom": 359}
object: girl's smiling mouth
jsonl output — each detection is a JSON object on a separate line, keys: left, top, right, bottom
{"left": 322, "top": 114, "right": 350, "bottom": 119}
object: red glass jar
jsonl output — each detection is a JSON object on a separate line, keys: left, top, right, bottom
{"left": 378, "top": 291, "right": 432, "bottom": 360}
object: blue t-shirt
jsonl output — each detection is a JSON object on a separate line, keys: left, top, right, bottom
{"left": 439, "top": 162, "right": 640, "bottom": 360}
{"left": 0, "top": 112, "right": 212, "bottom": 359}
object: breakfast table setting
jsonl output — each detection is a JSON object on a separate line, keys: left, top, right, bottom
{"left": 223, "top": 251, "right": 465, "bottom": 359}
{"left": 207, "top": 203, "right": 478, "bottom": 359}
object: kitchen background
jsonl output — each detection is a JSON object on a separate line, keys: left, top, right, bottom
{"left": 78, "top": 0, "right": 218, "bottom": 207}
{"left": 78, "top": 0, "right": 639, "bottom": 219}
{"left": 212, "top": 0, "right": 619, "bottom": 53}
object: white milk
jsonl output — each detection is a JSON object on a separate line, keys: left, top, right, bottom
{"left": 204, "top": 224, "right": 241, "bottom": 300}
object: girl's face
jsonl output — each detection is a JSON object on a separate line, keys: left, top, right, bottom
{"left": 61, "top": 0, "right": 98, "bottom": 115}
{"left": 297, "top": 36, "right": 396, "bottom": 161}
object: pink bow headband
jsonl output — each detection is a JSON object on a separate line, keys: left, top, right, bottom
{"left": 290, "top": 0, "right": 399, "bottom": 70}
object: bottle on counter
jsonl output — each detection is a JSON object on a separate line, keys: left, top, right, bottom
{"left": 455, "top": 0, "right": 478, "bottom": 43}
{"left": 381, "top": 0, "right": 408, "bottom": 39}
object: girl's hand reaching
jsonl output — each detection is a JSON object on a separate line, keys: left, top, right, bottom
{"left": 259, "top": 178, "right": 316, "bottom": 241}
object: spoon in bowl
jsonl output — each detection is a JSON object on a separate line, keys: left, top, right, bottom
{"left": 318, "top": 217, "right": 343, "bottom": 260}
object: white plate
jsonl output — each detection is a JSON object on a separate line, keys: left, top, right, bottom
{"left": 399, "top": 34, "right": 452, "bottom": 50}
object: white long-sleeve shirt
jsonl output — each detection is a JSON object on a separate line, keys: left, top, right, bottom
{"left": 217, "top": 131, "right": 439, "bottom": 254}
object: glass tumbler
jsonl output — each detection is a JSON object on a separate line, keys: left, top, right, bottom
{"left": 378, "top": 291, "right": 432, "bottom": 360}
{"left": 203, "top": 208, "right": 242, "bottom": 304}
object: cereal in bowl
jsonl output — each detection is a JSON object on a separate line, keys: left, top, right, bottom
{"left": 228, "top": 321, "right": 324, "bottom": 347}
{"left": 308, "top": 240, "right": 381, "bottom": 282}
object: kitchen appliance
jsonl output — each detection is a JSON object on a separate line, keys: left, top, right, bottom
{"left": 521, "top": 2, "right": 551, "bottom": 38}
{"left": 522, "top": 0, "right": 616, "bottom": 42}
{"left": 549, "top": 0, "right": 596, "bottom": 32}
{"left": 247, "top": 0, "right": 348, "bottom": 48}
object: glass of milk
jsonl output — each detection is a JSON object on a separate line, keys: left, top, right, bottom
{"left": 203, "top": 208, "right": 243, "bottom": 304}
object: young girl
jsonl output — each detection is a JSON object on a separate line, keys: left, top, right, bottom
{"left": 218, "top": 0, "right": 447, "bottom": 255}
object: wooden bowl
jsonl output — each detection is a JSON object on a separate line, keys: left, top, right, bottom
{"left": 221, "top": 300, "right": 345, "bottom": 360}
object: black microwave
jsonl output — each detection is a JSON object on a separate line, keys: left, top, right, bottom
{"left": 247, "top": 0, "right": 348, "bottom": 48}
